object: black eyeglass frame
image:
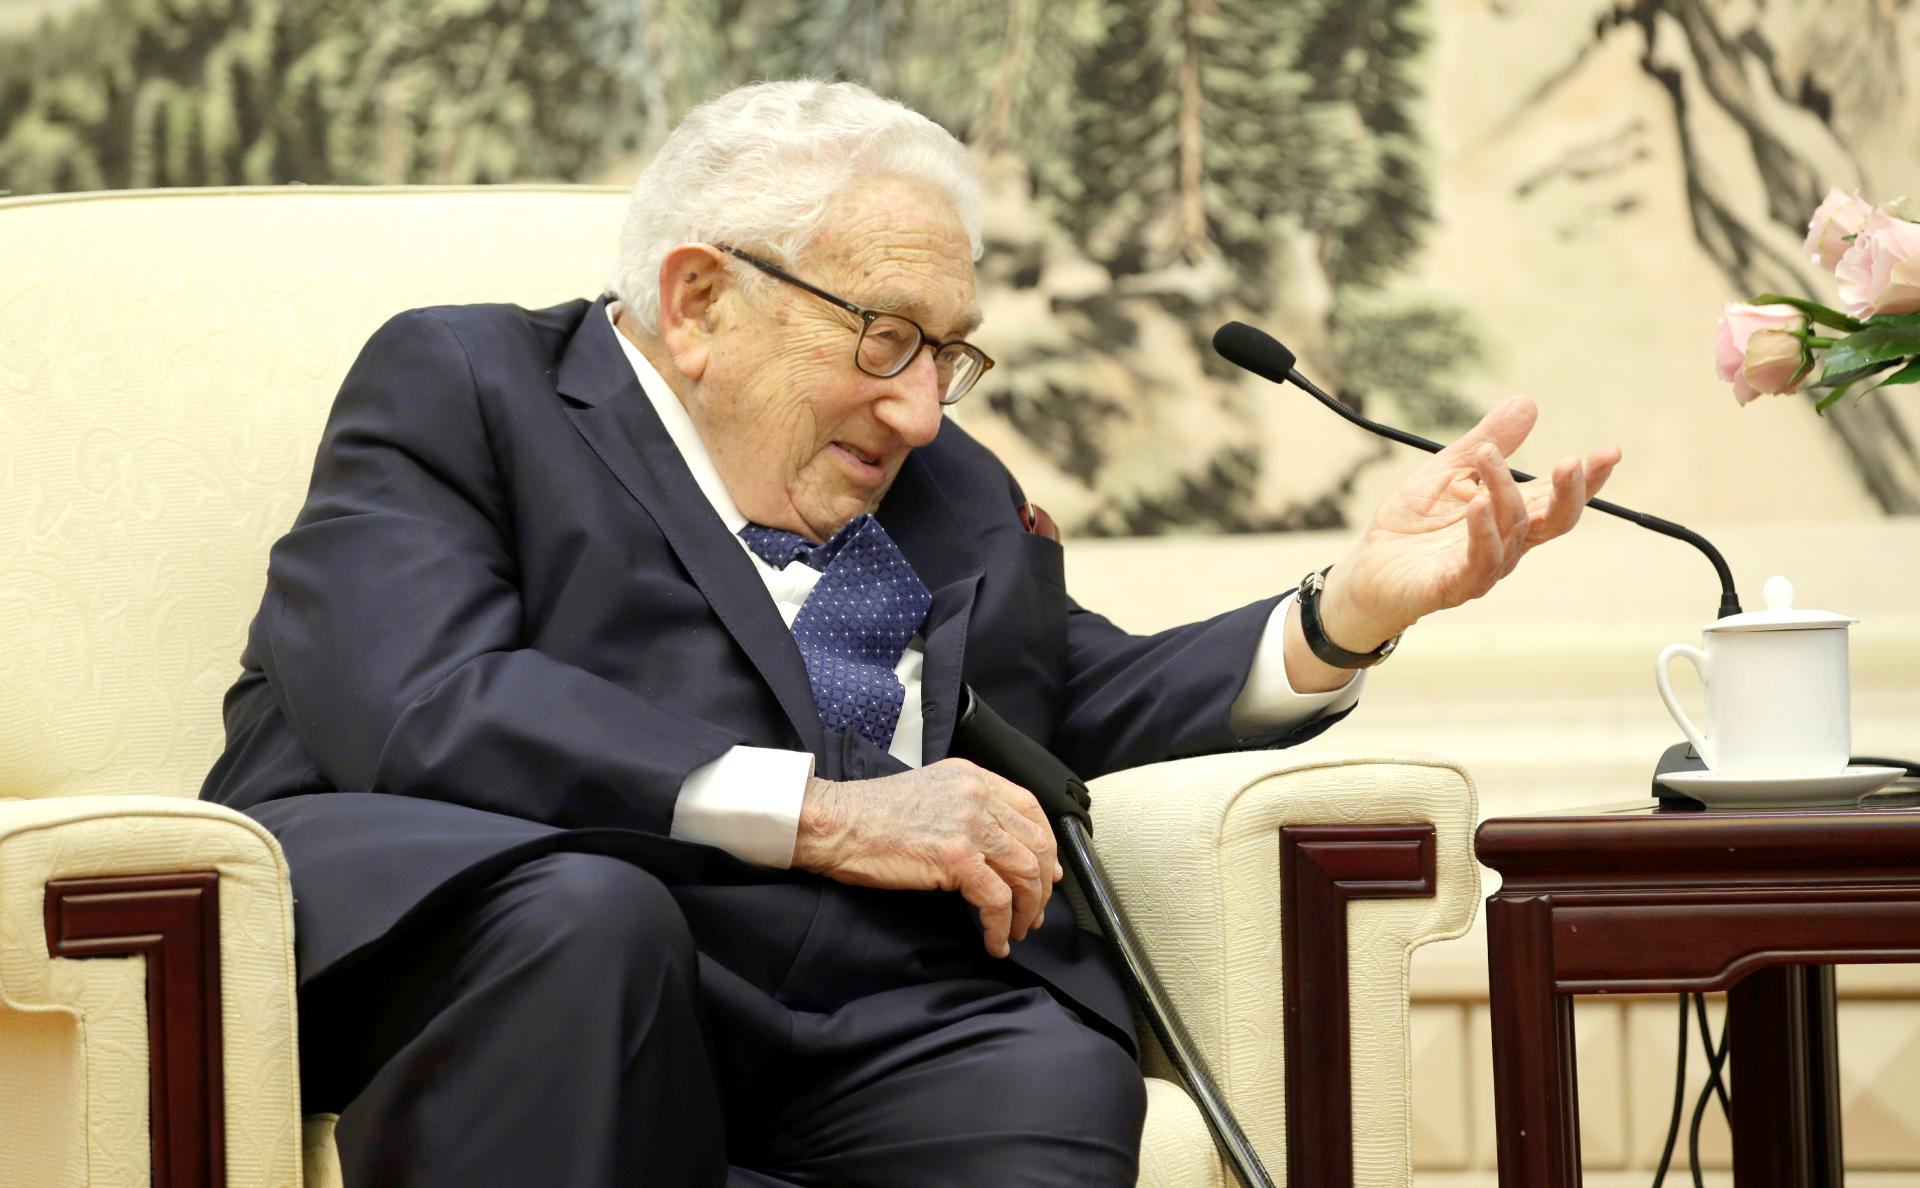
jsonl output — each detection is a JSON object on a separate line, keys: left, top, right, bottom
{"left": 715, "top": 245, "right": 994, "bottom": 405}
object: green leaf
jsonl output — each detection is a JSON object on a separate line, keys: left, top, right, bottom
{"left": 1815, "top": 384, "right": 1851, "bottom": 412}
{"left": 1822, "top": 323, "right": 1920, "bottom": 375}
{"left": 1868, "top": 358, "right": 1920, "bottom": 392}
{"left": 1750, "top": 293, "right": 1863, "bottom": 333}
{"left": 1866, "top": 312, "right": 1920, "bottom": 329}
{"left": 1811, "top": 361, "right": 1890, "bottom": 391}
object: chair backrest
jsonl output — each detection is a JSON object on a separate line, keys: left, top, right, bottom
{"left": 1, "top": 184, "right": 631, "bottom": 798}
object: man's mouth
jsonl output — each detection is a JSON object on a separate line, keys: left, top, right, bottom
{"left": 834, "top": 442, "right": 886, "bottom": 470}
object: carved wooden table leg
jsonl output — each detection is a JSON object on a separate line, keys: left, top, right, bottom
{"left": 1803, "top": 966, "right": 1845, "bottom": 1184}
{"left": 1728, "top": 965, "right": 1844, "bottom": 1187}
{"left": 1486, "top": 893, "right": 1580, "bottom": 1188}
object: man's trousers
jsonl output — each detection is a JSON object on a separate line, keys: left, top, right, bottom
{"left": 297, "top": 851, "right": 1147, "bottom": 1187}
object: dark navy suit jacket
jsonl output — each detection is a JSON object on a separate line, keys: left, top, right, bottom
{"left": 202, "top": 296, "right": 1346, "bottom": 1049}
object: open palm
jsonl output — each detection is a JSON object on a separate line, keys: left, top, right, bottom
{"left": 1328, "top": 396, "right": 1622, "bottom": 644}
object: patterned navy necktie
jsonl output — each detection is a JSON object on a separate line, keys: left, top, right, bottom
{"left": 739, "top": 514, "right": 932, "bottom": 751}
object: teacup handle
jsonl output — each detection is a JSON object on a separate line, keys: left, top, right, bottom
{"left": 1655, "top": 643, "right": 1714, "bottom": 769}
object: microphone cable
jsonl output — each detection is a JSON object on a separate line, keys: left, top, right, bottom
{"left": 1650, "top": 995, "right": 1689, "bottom": 1187}
{"left": 1684, "top": 994, "right": 1733, "bottom": 1188}
{"left": 1211, "top": 320, "right": 1743, "bottom": 620}
{"left": 1644, "top": 996, "right": 1741, "bottom": 1188}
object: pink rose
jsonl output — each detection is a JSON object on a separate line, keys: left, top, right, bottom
{"left": 1803, "top": 187, "right": 1877, "bottom": 273}
{"left": 1741, "top": 329, "right": 1812, "bottom": 401}
{"left": 1836, "top": 210, "right": 1920, "bottom": 318}
{"left": 1714, "top": 303, "right": 1808, "bottom": 405}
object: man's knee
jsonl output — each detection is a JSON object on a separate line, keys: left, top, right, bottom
{"left": 770, "top": 992, "right": 1145, "bottom": 1187}
{"left": 1015, "top": 1016, "right": 1147, "bottom": 1140}
{"left": 879, "top": 991, "right": 1145, "bottom": 1146}
{"left": 300, "top": 851, "right": 699, "bottom": 1113}
{"left": 968, "top": 1019, "right": 1145, "bottom": 1187}
{"left": 475, "top": 851, "right": 697, "bottom": 988}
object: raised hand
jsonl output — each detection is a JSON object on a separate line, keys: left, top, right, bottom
{"left": 792, "top": 759, "right": 1063, "bottom": 958}
{"left": 1312, "top": 396, "right": 1622, "bottom": 659}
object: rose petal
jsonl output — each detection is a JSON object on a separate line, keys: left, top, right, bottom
{"left": 1836, "top": 234, "right": 1886, "bottom": 319}
{"left": 1713, "top": 312, "right": 1746, "bottom": 382}
{"left": 1743, "top": 328, "right": 1811, "bottom": 395}
{"left": 1876, "top": 276, "right": 1920, "bottom": 317}
{"left": 1804, "top": 188, "right": 1876, "bottom": 273}
{"left": 1837, "top": 211, "right": 1920, "bottom": 317}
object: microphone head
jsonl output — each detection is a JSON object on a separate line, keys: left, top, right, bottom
{"left": 1212, "top": 321, "right": 1298, "bottom": 385}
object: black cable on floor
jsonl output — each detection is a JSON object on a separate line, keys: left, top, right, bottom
{"left": 1692, "top": 993, "right": 1732, "bottom": 1120}
{"left": 1651, "top": 994, "right": 1690, "bottom": 1187}
{"left": 1687, "top": 993, "right": 1732, "bottom": 1188}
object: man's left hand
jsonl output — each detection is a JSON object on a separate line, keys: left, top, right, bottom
{"left": 1293, "top": 395, "right": 1621, "bottom": 688}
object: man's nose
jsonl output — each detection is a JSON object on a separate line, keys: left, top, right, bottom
{"left": 874, "top": 346, "right": 944, "bottom": 447}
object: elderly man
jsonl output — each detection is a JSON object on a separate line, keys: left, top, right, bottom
{"left": 204, "top": 80, "right": 1617, "bottom": 1187}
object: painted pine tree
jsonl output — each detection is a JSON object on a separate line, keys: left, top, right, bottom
{"left": 0, "top": 0, "right": 285, "bottom": 191}
{"left": 0, "top": 0, "right": 1472, "bottom": 530}
{"left": 0, "top": 0, "right": 639, "bottom": 191}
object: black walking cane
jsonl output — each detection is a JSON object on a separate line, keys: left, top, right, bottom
{"left": 947, "top": 685, "right": 1278, "bottom": 1188}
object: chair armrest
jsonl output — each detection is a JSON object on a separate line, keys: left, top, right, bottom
{"left": 0, "top": 795, "right": 305, "bottom": 1188}
{"left": 1086, "top": 747, "right": 1479, "bottom": 1188}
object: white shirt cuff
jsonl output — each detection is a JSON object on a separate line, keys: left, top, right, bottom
{"left": 670, "top": 745, "right": 814, "bottom": 868}
{"left": 1229, "top": 591, "right": 1366, "bottom": 738}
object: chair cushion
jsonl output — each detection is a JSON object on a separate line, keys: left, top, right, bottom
{"left": 0, "top": 185, "right": 627, "bottom": 801}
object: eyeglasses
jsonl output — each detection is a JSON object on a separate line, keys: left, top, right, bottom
{"left": 717, "top": 245, "right": 994, "bottom": 406}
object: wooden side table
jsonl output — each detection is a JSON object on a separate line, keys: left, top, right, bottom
{"left": 1476, "top": 800, "right": 1920, "bottom": 1187}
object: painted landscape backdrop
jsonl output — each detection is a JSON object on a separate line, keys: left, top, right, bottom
{"left": 3, "top": 0, "right": 1917, "bottom": 533}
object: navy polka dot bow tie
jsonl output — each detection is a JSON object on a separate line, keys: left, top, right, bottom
{"left": 739, "top": 514, "right": 932, "bottom": 751}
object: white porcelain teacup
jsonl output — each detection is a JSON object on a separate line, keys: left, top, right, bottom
{"left": 1654, "top": 576, "right": 1856, "bottom": 780}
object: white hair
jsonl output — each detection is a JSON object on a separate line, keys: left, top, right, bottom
{"left": 608, "top": 80, "right": 984, "bottom": 333}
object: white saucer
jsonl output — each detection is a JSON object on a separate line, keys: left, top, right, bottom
{"left": 1657, "top": 764, "right": 1905, "bottom": 809}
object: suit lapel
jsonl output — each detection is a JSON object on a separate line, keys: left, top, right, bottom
{"left": 555, "top": 299, "right": 826, "bottom": 756}
{"left": 878, "top": 446, "right": 983, "bottom": 764}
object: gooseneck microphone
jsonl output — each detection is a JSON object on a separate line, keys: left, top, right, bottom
{"left": 1211, "top": 321, "right": 1743, "bottom": 620}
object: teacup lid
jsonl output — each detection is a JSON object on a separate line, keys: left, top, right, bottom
{"left": 1707, "top": 575, "right": 1858, "bottom": 632}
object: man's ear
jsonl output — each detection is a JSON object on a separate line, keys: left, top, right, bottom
{"left": 656, "top": 243, "right": 731, "bottom": 381}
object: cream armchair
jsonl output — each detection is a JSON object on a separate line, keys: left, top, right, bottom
{"left": 0, "top": 186, "right": 1478, "bottom": 1188}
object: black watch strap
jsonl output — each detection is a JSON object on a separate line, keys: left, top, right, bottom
{"left": 1297, "top": 566, "right": 1398, "bottom": 669}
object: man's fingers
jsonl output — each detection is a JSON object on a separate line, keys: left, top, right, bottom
{"left": 959, "top": 856, "right": 1015, "bottom": 958}
{"left": 1528, "top": 446, "right": 1618, "bottom": 547}
{"left": 975, "top": 768, "right": 1060, "bottom": 892}
{"left": 1444, "top": 394, "right": 1538, "bottom": 461}
{"left": 1583, "top": 445, "right": 1622, "bottom": 500}
{"left": 984, "top": 800, "right": 1051, "bottom": 937}
{"left": 978, "top": 777, "right": 1053, "bottom": 858}
{"left": 837, "top": 758, "right": 1062, "bottom": 950}
{"left": 1462, "top": 491, "right": 1503, "bottom": 595}
{"left": 979, "top": 768, "right": 1053, "bottom": 838}
{"left": 1533, "top": 455, "right": 1587, "bottom": 543}
{"left": 1473, "top": 445, "right": 1529, "bottom": 566}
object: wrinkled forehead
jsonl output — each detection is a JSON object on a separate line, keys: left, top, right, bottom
{"left": 804, "top": 176, "right": 983, "bottom": 338}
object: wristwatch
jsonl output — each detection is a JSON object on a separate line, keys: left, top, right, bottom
{"left": 1297, "top": 566, "right": 1399, "bottom": 669}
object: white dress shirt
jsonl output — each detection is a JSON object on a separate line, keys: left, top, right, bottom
{"left": 605, "top": 306, "right": 1362, "bottom": 868}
